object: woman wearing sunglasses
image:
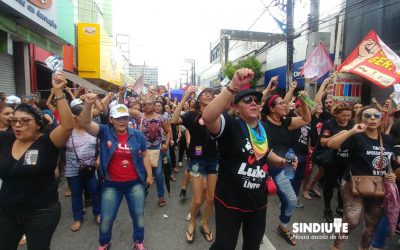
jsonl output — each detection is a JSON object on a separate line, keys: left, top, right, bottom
{"left": 260, "top": 90, "right": 311, "bottom": 246}
{"left": 327, "top": 106, "right": 397, "bottom": 250}
{"left": 80, "top": 96, "right": 154, "bottom": 250}
{"left": 202, "top": 68, "right": 288, "bottom": 250}
{"left": 0, "top": 73, "right": 74, "bottom": 250}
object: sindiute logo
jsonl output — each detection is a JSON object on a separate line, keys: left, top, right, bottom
{"left": 28, "top": 0, "right": 52, "bottom": 9}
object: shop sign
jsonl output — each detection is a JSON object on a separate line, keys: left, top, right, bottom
{"left": 1, "top": 0, "right": 58, "bottom": 34}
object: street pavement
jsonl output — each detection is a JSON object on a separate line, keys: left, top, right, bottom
{"left": 19, "top": 159, "right": 400, "bottom": 250}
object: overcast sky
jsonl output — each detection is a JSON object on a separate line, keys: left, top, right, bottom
{"left": 112, "top": 0, "right": 342, "bottom": 85}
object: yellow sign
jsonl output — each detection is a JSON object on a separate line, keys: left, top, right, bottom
{"left": 77, "top": 23, "right": 100, "bottom": 79}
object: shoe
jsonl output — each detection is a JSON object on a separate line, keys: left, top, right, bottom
{"left": 179, "top": 189, "right": 187, "bottom": 199}
{"left": 178, "top": 162, "right": 183, "bottom": 167}
{"left": 98, "top": 243, "right": 111, "bottom": 250}
{"left": 186, "top": 213, "right": 191, "bottom": 221}
{"left": 133, "top": 241, "right": 147, "bottom": 250}
{"left": 335, "top": 208, "right": 343, "bottom": 217}
{"left": 395, "top": 223, "right": 400, "bottom": 235}
{"left": 173, "top": 167, "right": 179, "bottom": 173}
{"left": 296, "top": 200, "right": 304, "bottom": 208}
{"left": 324, "top": 209, "right": 334, "bottom": 223}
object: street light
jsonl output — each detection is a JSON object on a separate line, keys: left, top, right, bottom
{"left": 184, "top": 58, "right": 196, "bottom": 85}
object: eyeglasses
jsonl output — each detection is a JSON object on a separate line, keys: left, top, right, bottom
{"left": 8, "top": 117, "right": 34, "bottom": 126}
{"left": 242, "top": 96, "right": 261, "bottom": 105}
{"left": 113, "top": 116, "right": 129, "bottom": 122}
{"left": 362, "top": 112, "right": 382, "bottom": 119}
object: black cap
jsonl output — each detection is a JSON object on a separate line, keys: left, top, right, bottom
{"left": 234, "top": 89, "right": 263, "bottom": 104}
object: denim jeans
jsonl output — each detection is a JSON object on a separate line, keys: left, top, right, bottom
{"left": 371, "top": 213, "right": 389, "bottom": 248}
{"left": 0, "top": 201, "right": 61, "bottom": 250}
{"left": 272, "top": 168, "right": 297, "bottom": 224}
{"left": 99, "top": 180, "right": 145, "bottom": 245}
{"left": 67, "top": 174, "right": 101, "bottom": 221}
{"left": 291, "top": 156, "right": 307, "bottom": 196}
{"left": 152, "top": 155, "right": 165, "bottom": 198}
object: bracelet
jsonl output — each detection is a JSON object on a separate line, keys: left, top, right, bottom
{"left": 226, "top": 85, "right": 239, "bottom": 94}
{"left": 54, "top": 94, "right": 66, "bottom": 101}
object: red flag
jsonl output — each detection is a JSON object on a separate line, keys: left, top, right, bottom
{"left": 133, "top": 73, "right": 144, "bottom": 93}
{"left": 338, "top": 30, "right": 400, "bottom": 88}
{"left": 301, "top": 42, "right": 334, "bottom": 81}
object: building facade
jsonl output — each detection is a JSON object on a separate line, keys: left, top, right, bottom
{"left": 129, "top": 64, "right": 159, "bottom": 86}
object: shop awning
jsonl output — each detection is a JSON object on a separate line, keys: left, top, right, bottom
{"left": 64, "top": 71, "right": 107, "bottom": 95}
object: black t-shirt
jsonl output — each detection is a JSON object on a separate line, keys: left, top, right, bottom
{"left": 344, "top": 133, "right": 396, "bottom": 178}
{"left": 213, "top": 114, "right": 270, "bottom": 211}
{"left": 0, "top": 132, "right": 60, "bottom": 212}
{"left": 321, "top": 119, "right": 354, "bottom": 166}
{"left": 181, "top": 111, "right": 218, "bottom": 159}
{"left": 320, "top": 110, "right": 333, "bottom": 122}
{"left": 264, "top": 117, "right": 292, "bottom": 158}
{"left": 289, "top": 124, "right": 311, "bottom": 156}
{"left": 310, "top": 114, "right": 323, "bottom": 147}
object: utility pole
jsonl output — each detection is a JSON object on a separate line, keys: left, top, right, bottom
{"left": 306, "top": 0, "right": 320, "bottom": 97}
{"left": 286, "top": 0, "right": 294, "bottom": 91}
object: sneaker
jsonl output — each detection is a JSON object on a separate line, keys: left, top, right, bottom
{"left": 335, "top": 208, "right": 343, "bottom": 217}
{"left": 296, "top": 200, "right": 304, "bottom": 208}
{"left": 178, "top": 162, "right": 183, "bottom": 167}
{"left": 98, "top": 243, "right": 111, "bottom": 250}
{"left": 186, "top": 213, "right": 191, "bottom": 221}
{"left": 324, "top": 209, "right": 334, "bottom": 223}
{"left": 179, "top": 189, "right": 187, "bottom": 199}
{"left": 133, "top": 241, "right": 147, "bottom": 250}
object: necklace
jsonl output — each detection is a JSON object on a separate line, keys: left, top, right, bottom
{"left": 268, "top": 115, "right": 281, "bottom": 124}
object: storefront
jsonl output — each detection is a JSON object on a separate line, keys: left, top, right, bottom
{"left": 77, "top": 23, "right": 128, "bottom": 92}
{"left": 0, "top": 0, "right": 74, "bottom": 96}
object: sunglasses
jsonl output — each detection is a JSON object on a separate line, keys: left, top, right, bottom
{"left": 242, "top": 96, "right": 261, "bottom": 105}
{"left": 362, "top": 112, "right": 382, "bottom": 119}
{"left": 8, "top": 117, "right": 34, "bottom": 126}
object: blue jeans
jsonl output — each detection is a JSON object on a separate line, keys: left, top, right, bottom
{"left": 291, "top": 156, "right": 307, "bottom": 196}
{"left": 152, "top": 155, "right": 165, "bottom": 198}
{"left": 67, "top": 174, "right": 101, "bottom": 221}
{"left": 99, "top": 180, "right": 145, "bottom": 245}
{"left": 371, "top": 214, "right": 389, "bottom": 248}
{"left": 271, "top": 168, "right": 297, "bottom": 224}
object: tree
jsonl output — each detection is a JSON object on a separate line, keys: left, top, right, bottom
{"left": 223, "top": 56, "right": 263, "bottom": 88}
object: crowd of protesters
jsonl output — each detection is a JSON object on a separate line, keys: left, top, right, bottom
{"left": 0, "top": 68, "right": 399, "bottom": 250}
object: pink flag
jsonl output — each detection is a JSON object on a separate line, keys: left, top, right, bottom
{"left": 181, "top": 84, "right": 189, "bottom": 91}
{"left": 301, "top": 42, "right": 334, "bottom": 81}
{"left": 133, "top": 73, "right": 144, "bottom": 93}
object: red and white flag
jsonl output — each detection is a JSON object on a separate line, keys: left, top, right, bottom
{"left": 133, "top": 73, "right": 144, "bottom": 93}
{"left": 338, "top": 30, "right": 400, "bottom": 88}
{"left": 301, "top": 42, "right": 334, "bottom": 81}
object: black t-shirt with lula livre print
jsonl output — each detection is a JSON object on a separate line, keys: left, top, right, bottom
{"left": 180, "top": 111, "right": 218, "bottom": 159}
{"left": 212, "top": 114, "right": 271, "bottom": 212}
{"left": 343, "top": 133, "right": 397, "bottom": 179}
{"left": 0, "top": 132, "right": 60, "bottom": 212}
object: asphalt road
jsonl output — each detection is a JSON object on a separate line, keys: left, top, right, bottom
{"left": 19, "top": 159, "right": 399, "bottom": 250}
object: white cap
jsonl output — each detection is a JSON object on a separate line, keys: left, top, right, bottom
{"left": 109, "top": 104, "right": 129, "bottom": 118}
{"left": 70, "top": 99, "right": 83, "bottom": 107}
{"left": 5, "top": 95, "right": 21, "bottom": 104}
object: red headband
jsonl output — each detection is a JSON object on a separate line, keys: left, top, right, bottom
{"left": 267, "top": 95, "right": 280, "bottom": 107}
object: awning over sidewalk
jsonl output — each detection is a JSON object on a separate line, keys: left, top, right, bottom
{"left": 64, "top": 71, "right": 107, "bottom": 95}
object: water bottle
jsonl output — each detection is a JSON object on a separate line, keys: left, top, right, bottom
{"left": 284, "top": 148, "right": 296, "bottom": 179}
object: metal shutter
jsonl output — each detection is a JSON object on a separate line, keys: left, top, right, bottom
{"left": 0, "top": 53, "right": 15, "bottom": 95}
{"left": 370, "top": 83, "right": 393, "bottom": 104}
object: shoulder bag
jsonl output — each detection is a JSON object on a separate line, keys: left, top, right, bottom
{"left": 350, "top": 134, "right": 385, "bottom": 198}
{"left": 71, "top": 135, "right": 98, "bottom": 179}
